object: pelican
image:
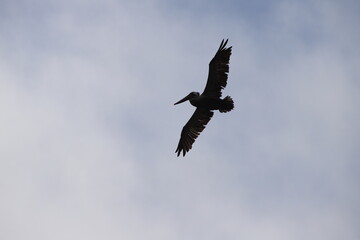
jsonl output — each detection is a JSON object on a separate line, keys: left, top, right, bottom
{"left": 174, "top": 39, "right": 234, "bottom": 157}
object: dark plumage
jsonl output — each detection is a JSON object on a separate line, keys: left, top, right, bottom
{"left": 174, "top": 39, "right": 234, "bottom": 157}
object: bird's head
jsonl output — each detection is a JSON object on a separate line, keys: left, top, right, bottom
{"left": 174, "top": 92, "right": 200, "bottom": 105}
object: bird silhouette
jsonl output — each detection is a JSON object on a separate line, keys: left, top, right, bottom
{"left": 174, "top": 39, "right": 234, "bottom": 156}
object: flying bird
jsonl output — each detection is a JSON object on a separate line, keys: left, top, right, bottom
{"left": 174, "top": 39, "right": 234, "bottom": 157}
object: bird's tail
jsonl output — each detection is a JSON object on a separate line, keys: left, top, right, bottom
{"left": 219, "top": 96, "right": 234, "bottom": 113}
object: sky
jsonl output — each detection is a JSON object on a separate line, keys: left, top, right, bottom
{"left": 0, "top": 0, "right": 359, "bottom": 239}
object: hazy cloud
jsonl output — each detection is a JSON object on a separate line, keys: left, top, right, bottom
{"left": 1, "top": 0, "right": 359, "bottom": 239}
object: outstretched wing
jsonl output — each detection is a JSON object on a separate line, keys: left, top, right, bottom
{"left": 175, "top": 108, "right": 214, "bottom": 157}
{"left": 202, "top": 39, "right": 232, "bottom": 98}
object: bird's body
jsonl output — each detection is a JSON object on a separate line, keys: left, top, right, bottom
{"left": 189, "top": 94, "right": 233, "bottom": 112}
{"left": 174, "top": 39, "right": 234, "bottom": 156}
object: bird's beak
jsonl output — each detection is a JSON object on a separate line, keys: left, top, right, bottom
{"left": 174, "top": 94, "right": 192, "bottom": 105}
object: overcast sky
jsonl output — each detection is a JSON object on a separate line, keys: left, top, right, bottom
{"left": 1, "top": 0, "right": 359, "bottom": 239}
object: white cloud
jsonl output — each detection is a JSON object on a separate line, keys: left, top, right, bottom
{"left": 0, "top": 0, "right": 359, "bottom": 239}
